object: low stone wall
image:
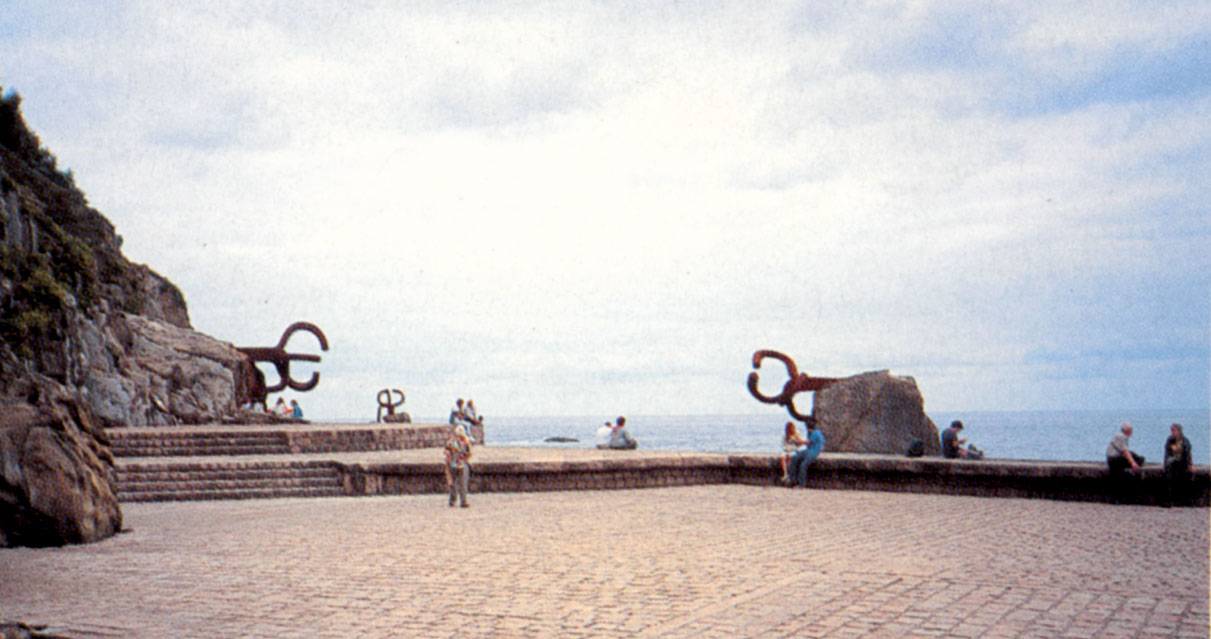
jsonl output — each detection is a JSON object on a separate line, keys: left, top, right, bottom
{"left": 338, "top": 452, "right": 1210, "bottom": 506}
{"left": 106, "top": 422, "right": 484, "bottom": 457}
{"left": 339, "top": 455, "right": 734, "bottom": 496}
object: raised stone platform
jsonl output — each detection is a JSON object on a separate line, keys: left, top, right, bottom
{"left": 106, "top": 422, "right": 483, "bottom": 457}
{"left": 108, "top": 423, "right": 1210, "bottom": 506}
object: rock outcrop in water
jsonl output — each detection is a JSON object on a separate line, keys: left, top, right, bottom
{"left": 0, "top": 88, "right": 257, "bottom": 546}
{"left": 812, "top": 370, "right": 941, "bottom": 456}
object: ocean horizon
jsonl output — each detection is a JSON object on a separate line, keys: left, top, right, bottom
{"left": 441, "top": 409, "right": 1211, "bottom": 465}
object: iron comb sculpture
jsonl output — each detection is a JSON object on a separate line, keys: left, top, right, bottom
{"left": 239, "top": 322, "right": 329, "bottom": 406}
{"left": 747, "top": 349, "right": 840, "bottom": 422}
{"left": 377, "top": 388, "right": 408, "bottom": 423}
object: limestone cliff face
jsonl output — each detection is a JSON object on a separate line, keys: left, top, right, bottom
{"left": 0, "top": 89, "right": 256, "bottom": 546}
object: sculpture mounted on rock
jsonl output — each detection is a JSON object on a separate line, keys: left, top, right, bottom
{"left": 377, "top": 388, "right": 410, "bottom": 423}
{"left": 237, "top": 322, "right": 329, "bottom": 408}
{"left": 748, "top": 350, "right": 941, "bottom": 456}
{"left": 748, "top": 349, "right": 840, "bottom": 422}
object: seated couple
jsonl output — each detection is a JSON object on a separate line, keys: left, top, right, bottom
{"left": 780, "top": 418, "right": 824, "bottom": 488}
{"left": 595, "top": 416, "right": 637, "bottom": 450}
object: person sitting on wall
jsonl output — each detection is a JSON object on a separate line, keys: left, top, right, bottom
{"left": 608, "top": 416, "right": 638, "bottom": 450}
{"left": 1106, "top": 421, "right": 1145, "bottom": 504}
{"left": 290, "top": 399, "right": 303, "bottom": 420}
{"left": 940, "top": 420, "right": 984, "bottom": 459}
{"left": 449, "top": 399, "right": 474, "bottom": 428}
{"left": 464, "top": 399, "right": 484, "bottom": 426}
{"left": 780, "top": 421, "right": 807, "bottom": 483}
{"left": 596, "top": 421, "right": 613, "bottom": 449}
{"left": 1162, "top": 423, "right": 1193, "bottom": 507}
{"left": 787, "top": 416, "right": 824, "bottom": 488}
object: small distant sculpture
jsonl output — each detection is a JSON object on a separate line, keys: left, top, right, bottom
{"left": 238, "top": 322, "right": 329, "bottom": 408}
{"left": 747, "top": 349, "right": 839, "bottom": 422}
{"left": 377, "top": 389, "right": 410, "bottom": 423}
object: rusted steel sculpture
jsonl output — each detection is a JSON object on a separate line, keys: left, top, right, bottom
{"left": 239, "top": 322, "right": 330, "bottom": 406}
{"left": 377, "top": 388, "right": 407, "bottom": 423}
{"left": 747, "top": 349, "right": 840, "bottom": 422}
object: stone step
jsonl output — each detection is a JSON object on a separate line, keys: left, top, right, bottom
{"left": 117, "top": 467, "right": 339, "bottom": 481}
{"left": 119, "top": 476, "right": 341, "bottom": 494}
{"left": 112, "top": 444, "right": 292, "bottom": 457}
{"left": 119, "top": 486, "right": 345, "bottom": 503}
{"left": 116, "top": 460, "right": 343, "bottom": 502}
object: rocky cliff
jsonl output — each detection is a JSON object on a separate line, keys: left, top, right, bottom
{"left": 0, "top": 88, "right": 257, "bottom": 546}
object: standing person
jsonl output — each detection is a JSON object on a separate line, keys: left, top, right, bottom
{"left": 595, "top": 421, "right": 613, "bottom": 449}
{"left": 609, "top": 416, "right": 638, "bottom": 450}
{"left": 787, "top": 417, "right": 825, "bottom": 488}
{"left": 780, "top": 421, "right": 807, "bottom": 483}
{"left": 290, "top": 399, "right": 303, "bottom": 420}
{"left": 1162, "top": 423, "right": 1193, "bottom": 507}
{"left": 1106, "top": 422, "right": 1144, "bottom": 503}
{"left": 444, "top": 425, "right": 472, "bottom": 508}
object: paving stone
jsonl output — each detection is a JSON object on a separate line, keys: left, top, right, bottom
{"left": 0, "top": 486, "right": 1206, "bottom": 638}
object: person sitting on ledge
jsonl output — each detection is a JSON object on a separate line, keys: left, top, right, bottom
{"left": 464, "top": 399, "right": 484, "bottom": 426}
{"left": 609, "top": 416, "right": 638, "bottom": 450}
{"left": 1106, "top": 421, "right": 1144, "bottom": 504}
{"left": 1162, "top": 423, "right": 1192, "bottom": 508}
{"left": 290, "top": 399, "right": 303, "bottom": 420}
{"left": 941, "top": 420, "right": 984, "bottom": 460}
{"left": 780, "top": 421, "right": 807, "bottom": 482}
{"left": 596, "top": 421, "right": 613, "bottom": 449}
{"left": 787, "top": 416, "right": 824, "bottom": 488}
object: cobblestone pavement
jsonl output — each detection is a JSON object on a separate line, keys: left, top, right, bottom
{"left": 2, "top": 486, "right": 1207, "bottom": 638}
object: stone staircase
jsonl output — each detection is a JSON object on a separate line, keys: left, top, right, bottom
{"left": 116, "top": 460, "right": 343, "bottom": 502}
{"left": 105, "top": 423, "right": 467, "bottom": 503}
{"left": 109, "top": 429, "right": 292, "bottom": 457}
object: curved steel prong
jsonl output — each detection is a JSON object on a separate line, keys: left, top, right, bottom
{"left": 747, "top": 349, "right": 839, "bottom": 423}
{"left": 276, "top": 322, "right": 329, "bottom": 352}
{"left": 748, "top": 349, "right": 799, "bottom": 405}
{"left": 238, "top": 322, "right": 330, "bottom": 402}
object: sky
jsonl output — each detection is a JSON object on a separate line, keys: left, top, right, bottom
{"left": 1, "top": 1, "right": 1208, "bottom": 421}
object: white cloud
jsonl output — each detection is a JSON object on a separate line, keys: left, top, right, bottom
{"left": 1, "top": 0, "right": 1207, "bottom": 418}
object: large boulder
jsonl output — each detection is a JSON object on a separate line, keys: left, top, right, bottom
{"left": 0, "top": 375, "right": 121, "bottom": 547}
{"left": 0, "top": 88, "right": 258, "bottom": 546}
{"left": 812, "top": 370, "right": 941, "bottom": 456}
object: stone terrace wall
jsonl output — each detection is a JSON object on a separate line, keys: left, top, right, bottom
{"left": 336, "top": 453, "right": 1209, "bottom": 507}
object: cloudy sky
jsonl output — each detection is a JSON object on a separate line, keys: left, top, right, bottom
{"left": 2, "top": 1, "right": 1208, "bottom": 421}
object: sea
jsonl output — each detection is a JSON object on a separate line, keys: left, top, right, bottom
{"left": 467, "top": 409, "right": 1210, "bottom": 465}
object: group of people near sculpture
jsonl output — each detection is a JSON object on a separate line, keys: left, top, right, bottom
{"left": 268, "top": 397, "right": 303, "bottom": 419}
{"left": 778, "top": 417, "right": 1196, "bottom": 505}
{"left": 439, "top": 406, "right": 1197, "bottom": 508}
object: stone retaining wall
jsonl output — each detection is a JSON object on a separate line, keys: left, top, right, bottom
{"left": 340, "top": 456, "right": 734, "bottom": 496}
{"left": 336, "top": 453, "right": 1209, "bottom": 506}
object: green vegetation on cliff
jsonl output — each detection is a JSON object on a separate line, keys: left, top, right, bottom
{"left": 0, "top": 87, "right": 157, "bottom": 367}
